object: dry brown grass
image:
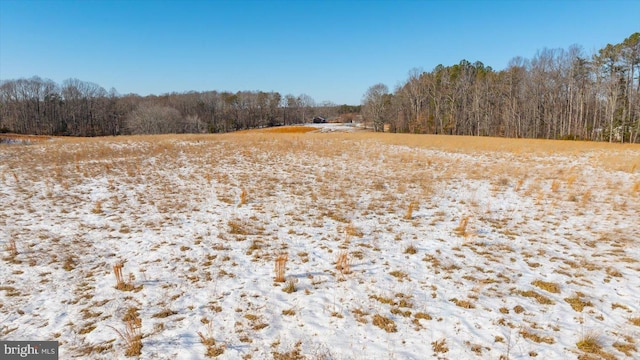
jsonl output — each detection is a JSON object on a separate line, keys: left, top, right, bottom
{"left": 389, "top": 270, "right": 409, "bottom": 281}
{"left": 613, "top": 341, "right": 637, "bottom": 356}
{"left": 108, "top": 313, "right": 142, "bottom": 357}
{"left": 565, "top": 293, "right": 593, "bottom": 312}
{"left": 531, "top": 280, "right": 561, "bottom": 294}
{"left": 515, "top": 290, "right": 555, "bottom": 305}
{"left": 344, "top": 223, "right": 363, "bottom": 237}
{"left": 282, "top": 278, "right": 296, "bottom": 293}
{"left": 5, "top": 238, "right": 17, "bottom": 258}
{"left": 274, "top": 253, "right": 288, "bottom": 283}
{"left": 197, "top": 321, "right": 225, "bottom": 357}
{"left": 370, "top": 132, "right": 640, "bottom": 155}
{"left": 404, "top": 244, "right": 417, "bottom": 254}
{"left": 520, "top": 329, "right": 555, "bottom": 344}
{"left": 92, "top": 200, "right": 103, "bottom": 214}
{"left": 404, "top": 201, "right": 416, "bottom": 220}
{"left": 239, "top": 188, "right": 247, "bottom": 206}
{"left": 2, "top": 128, "right": 639, "bottom": 359}
{"left": 272, "top": 340, "right": 304, "bottom": 360}
{"left": 282, "top": 308, "right": 296, "bottom": 316}
{"left": 450, "top": 297, "right": 476, "bottom": 309}
{"left": 112, "top": 262, "right": 138, "bottom": 291}
{"left": 576, "top": 332, "right": 601, "bottom": 353}
{"left": 455, "top": 216, "right": 470, "bottom": 237}
{"left": 372, "top": 314, "right": 397, "bottom": 333}
{"left": 253, "top": 126, "right": 318, "bottom": 133}
{"left": 432, "top": 338, "right": 449, "bottom": 353}
{"left": 335, "top": 251, "right": 351, "bottom": 275}
{"left": 352, "top": 308, "right": 369, "bottom": 324}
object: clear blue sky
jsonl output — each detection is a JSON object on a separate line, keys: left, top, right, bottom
{"left": 1, "top": 0, "right": 638, "bottom": 105}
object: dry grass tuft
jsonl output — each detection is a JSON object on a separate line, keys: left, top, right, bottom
{"left": 239, "top": 188, "right": 247, "bottom": 206}
{"left": 520, "top": 329, "right": 555, "bottom": 344}
{"left": 228, "top": 218, "right": 249, "bottom": 235}
{"left": 112, "top": 262, "right": 138, "bottom": 291}
{"left": 272, "top": 340, "right": 305, "bottom": 360}
{"left": 606, "top": 266, "right": 623, "bottom": 278}
{"left": 92, "top": 200, "right": 104, "bottom": 214}
{"left": 389, "top": 270, "right": 409, "bottom": 282}
{"left": 274, "top": 253, "right": 288, "bottom": 283}
{"left": 404, "top": 244, "right": 417, "bottom": 254}
{"left": 336, "top": 251, "right": 351, "bottom": 275}
{"left": 197, "top": 321, "right": 225, "bottom": 357}
{"left": 455, "top": 216, "right": 470, "bottom": 237}
{"left": 372, "top": 314, "right": 397, "bottom": 333}
{"left": 62, "top": 256, "right": 76, "bottom": 271}
{"left": 5, "top": 238, "right": 18, "bottom": 258}
{"left": 404, "top": 201, "right": 416, "bottom": 220}
{"left": 450, "top": 297, "right": 476, "bottom": 309}
{"left": 581, "top": 189, "right": 592, "bottom": 205}
{"left": 531, "top": 280, "right": 561, "bottom": 294}
{"left": 352, "top": 308, "right": 369, "bottom": 323}
{"left": 109, "top": 315, "right": 142, "bottom": 357}
{"left": 113, "top": 262, "right": 126, "bottom": 289}
{"left": 282, "top": 278, "right": 296, "bottom": 293}
{"left": 516, "top": 289, "right": 555, "bottom": 305}
{"left": 576, "top": 332, "right": 601, "bottom": 353}
{"left": 629, "top": 317, "right": 640, "bottom": 326}
{"left": 565, "top": 293, "right": 593, "bottom": 312}
{"left": 414, "top": 312, "right": 432, "bottom": 320}
{"left": 344, "top": 223, "right": 363, "bottom": 237}
{"left": 613, "top": 341, "right": 637, "bottom": 356}
{"left": 432, "top": 338, "right": 449, "bottom": 353}
{"left": 151, "top": 309, "right": 177, "bottom": 318}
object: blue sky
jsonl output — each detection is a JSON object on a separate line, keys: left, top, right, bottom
{"left": 1, "top": 0, "right": 638, "bottom": 105}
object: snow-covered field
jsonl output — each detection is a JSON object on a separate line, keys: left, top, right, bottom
{"left": 1, "top": 129, "right": 639, "bottom": 359}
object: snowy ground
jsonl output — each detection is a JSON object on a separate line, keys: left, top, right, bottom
{"left": 1, "top": 130, "right": 639, "bottom": 359}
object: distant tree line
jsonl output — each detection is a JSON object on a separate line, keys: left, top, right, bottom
{"left": 362, "top": 32, "right": 640, "bottom": 142}
{"left": 0, "top": 78, "right": 356, "bottom": 136}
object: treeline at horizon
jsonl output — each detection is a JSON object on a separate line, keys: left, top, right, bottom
{"left": 2, "top": 32, "right": 638, "bottom": 142}
{"left": 362, "top": 32, "right": 639, "bottom": 143}
{"left": 0, "top": 79, "right": 361, "bottom": 136}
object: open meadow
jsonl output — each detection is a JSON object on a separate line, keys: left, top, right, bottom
{"left": 1, "top": 126, "right": 639, "bottom": 359}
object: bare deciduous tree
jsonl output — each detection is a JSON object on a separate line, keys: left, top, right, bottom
{"left": 127, "top": 104, "right": 182, "bottom": 134}
{"left": 362, "top": 83, "right": 390, "bottom": 132}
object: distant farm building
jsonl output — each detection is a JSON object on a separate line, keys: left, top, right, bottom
{"left": 312, "top": 116, "right": 327, "bottom": 123}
